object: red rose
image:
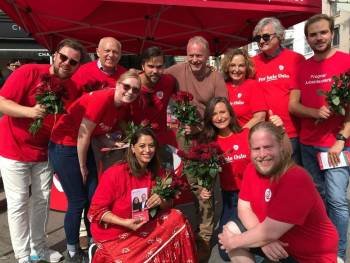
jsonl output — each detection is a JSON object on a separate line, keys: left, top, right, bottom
{"left": 150, "top": 123, "right": 159, "bottom": 130}
{"left": 141, "top": 119, "right": 150, "bottom": 127}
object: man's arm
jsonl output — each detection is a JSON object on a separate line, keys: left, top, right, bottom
{"left": 289, "top": 90, "right": 331, "bottom": 119}
{"left": 238, "top": 199, "right": 259, "bottom": 229}
{"left": 328, "top": 108, "right": 350, "bottom": 166}
{"left": 0, "top": 96, "right": 46, "bottom": 119}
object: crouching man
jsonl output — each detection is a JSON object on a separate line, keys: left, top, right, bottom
{"left": 219, "top": 122, "right": 338, "bottom": 263}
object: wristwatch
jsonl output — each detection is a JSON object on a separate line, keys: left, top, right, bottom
{"left": 336, "top": 133, "right": 347, "bottom": 142}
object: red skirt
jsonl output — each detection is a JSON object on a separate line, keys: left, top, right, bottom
{"left": 93, "top": 209, "right": 198, "bottom": 263}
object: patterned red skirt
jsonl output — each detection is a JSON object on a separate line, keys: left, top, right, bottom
{"left": 92, "top": 209, "right": 197, "bottom": 263}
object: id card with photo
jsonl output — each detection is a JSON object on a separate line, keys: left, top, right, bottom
{"left": 317, "top": 151, "right": 350, "bottom": 170}
{"left": 131, "top": 188, "right": 149, "bottom": 222}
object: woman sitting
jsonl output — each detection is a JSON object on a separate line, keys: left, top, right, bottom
{"left": 88, "top": 127, "right": 197, "bottom": 263}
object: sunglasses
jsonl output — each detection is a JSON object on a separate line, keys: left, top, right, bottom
{"left": 121, "top": 82, "right": 140, "bottom": 94}
{"left": 58, "top": 52, "right": 79, "bottom": 66}
{"left": 252, "top": 33, "right": 276, "bottom": 43}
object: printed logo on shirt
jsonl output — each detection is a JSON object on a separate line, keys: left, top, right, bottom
{"left": 156, "top": 91, "right": 164, "bottom": 100}
{"left": 233, "top": 145, "right": 239, "bottom": 150}
{"left": 278, "top": 65, "right": 284, "bottom": 71}
{"left": 304, "top": 74, "right": 331, "bottom": 85}
{"left": 265, "top": 188, "right": 272, "bottom": 202}
{"left": 237, "top": 93, "right": 242, "bottom": 98}
{"left": 257, "top": 74, "right": 290, "bottom": 83}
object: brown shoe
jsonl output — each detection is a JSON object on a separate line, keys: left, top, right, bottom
{"left": 197, "top": 239, "right": 211, "bottom": 263}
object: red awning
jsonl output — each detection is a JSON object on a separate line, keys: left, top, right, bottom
{"left": 0, "top": 0, "right": 321, "bottom": 55}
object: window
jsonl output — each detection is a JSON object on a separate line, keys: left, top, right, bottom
{"left": 330, "top": 2, "right": 340, "bottom": 17}
{"left": 304, "top": 42, "right": 312, "bottom": 54}
{"left": 332, "top": 26, "right": 340, "bottom": 47}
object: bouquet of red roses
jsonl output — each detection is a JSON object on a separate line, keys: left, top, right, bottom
{"left": 177, "top": 142, "right": 223, "bottom": 189}
{"left": 150, "top": 170, "right": 187, "bottom": 217}
{"left": 29, "top": 74, "right": 67, "bottom": 135}
{"left": 318, "top": 72, "right": 350, "bottom": 116}
{"left": 171, "top": 91, "right": 200, "bottom": 145}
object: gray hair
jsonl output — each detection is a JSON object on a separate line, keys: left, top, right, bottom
{"left": 253, "top": 17, "right": 285, "bottom": 42}
{"left": 187, "top": 36, "right": 210, "bottom": 52}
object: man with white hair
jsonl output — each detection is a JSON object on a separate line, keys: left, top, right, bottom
{"left": 166, "top": 36, "right": 227, "bottom": 262}
{"left": 252, "top": 17, "right": 305, "bottom": 165}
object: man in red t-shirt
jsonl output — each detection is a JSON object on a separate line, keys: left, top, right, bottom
{"left": 130, "top": 46, "right": 177, "bottom": 170}
{"left": 218, "top": 122, "right": 338, "bottom": 263}
{"left": 73, "top": 37, "right": 127, "bottom": 173}
{"left": 252, "top": 17, "right": 305, "bottom": 165}
{"left": 72, "top": 37, "right": 127, "bottom": 94}
{"left": 0, "top": 39, "right": 85, "bottom": 263}
{"left": 289, "top": 14, "right": 350, "bottom": 262}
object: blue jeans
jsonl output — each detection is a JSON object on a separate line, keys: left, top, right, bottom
{"left": 301, "top": 144, "right": 349, "bottom": 259}
{"left": 290, "top": 137, "right": 302, "bottom": 165}
{"left": 48, "top": 142, "right": 98, "bottom": 246}
{"left": 218, "top": 190, "right": 239, "bottom": 261}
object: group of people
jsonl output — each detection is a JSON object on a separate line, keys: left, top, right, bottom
{"left": 0, "top": 12, "right": 348, "bottom": 263}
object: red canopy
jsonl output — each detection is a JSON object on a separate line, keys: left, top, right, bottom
{"left": 0, "top": 0, "right": 321, "bottom": 55}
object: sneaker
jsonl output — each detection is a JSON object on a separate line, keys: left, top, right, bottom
{"left": 337, "top": 257, "right": 345, "bottom": 263}
{"left": 64, "top": 250, "right": 88, "bottom": 263}
{"left": 17, "top": 256, "right": 32, "bottom": 263}
{"left": 30, "top": 248, "right": 63, "bottom": 263}
{"left": 88, "top": 243, "right": 97, "bottom": 263}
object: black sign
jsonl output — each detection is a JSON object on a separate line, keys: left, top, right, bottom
{"left": 0, "top": 22, "right": 31, "bottom": 39}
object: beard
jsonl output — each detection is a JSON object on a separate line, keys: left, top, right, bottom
{"left": 254, "top": 150, "right": 290, "bottom": 178}
{"left": 312, "top": 40, "right": 332, "bottom": 54}
{"left": 53, "top": 63, "right": 72, "bottom": 80}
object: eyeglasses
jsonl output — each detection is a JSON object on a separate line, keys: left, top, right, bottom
{"left": 58, "top": 52, "right": 79, "bottom": 66}
{"left": 121, "top": 82, "right": 140, "bottom": 94}
{"left": 252, "top": 33, "right": 277, "bottom": 43}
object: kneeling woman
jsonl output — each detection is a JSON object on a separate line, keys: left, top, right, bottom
{"left": 88, "top": 128, "right": 197, "bottom": 263}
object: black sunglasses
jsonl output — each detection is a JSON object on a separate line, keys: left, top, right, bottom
{"left": 252, "top": 33, "right": 276, "bottom": 43}
{"left": 58, "top": 52, "right": 79, "bottom": 66}
{"left": 121, "top": 82, "right": 140, "bottom": 94}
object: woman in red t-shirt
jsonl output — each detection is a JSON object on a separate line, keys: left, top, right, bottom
{"left": 48, "top": 70, "right": 141, "bottom": 261}
{"left": 88, "top": 127, "right": 197, "bottom": 262}
{"left": 221, "top": 48, "right": 267, "bottom": 128}
{"left": 199, "top": 96, "right": 251, "bottom": 261}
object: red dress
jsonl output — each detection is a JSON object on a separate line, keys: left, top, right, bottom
{"left": 88, "top": 163, "right": 197, "bottom": 263}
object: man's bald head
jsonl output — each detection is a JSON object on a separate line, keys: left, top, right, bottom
{"left": 96, "top": 37, "right": 122, "bottom": 71}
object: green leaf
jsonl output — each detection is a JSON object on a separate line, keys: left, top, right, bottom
{"left": 149, "top": 207, "right": 158, "bottom": 218}
{"left": 332, "top": 96, "right": 340, "bottom": 106}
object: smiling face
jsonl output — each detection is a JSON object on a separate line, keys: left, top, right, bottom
{"left": 132, "top": 134, "right": 156, "bottom": 168}
{"left": 306, "top": 19, "right": 333, "bottom": 55}
{"left": 142, "top": 56, "right": 164, "bottom": 85}
{"left": 250, "top": 129, "right": 283, "bottom": 177}
{"left": 187, "top": 42, "right": 209, "bottom": 73}
{"left": 114, "top": 77, "right": 140, "bottom": 105}
{"left": 96, "top": 38, "right": 121, "bottom": 71}
{"left": 257, "top": 23, "right": 280, "bottom": 55}
{"left": 52, "top": 46, "right": 81, "bottom": 79}
{"left": 211, "top": 102, "right": 231, "bottom": 132}
{"left": 228, "top": 54, "right": 247, "bottom": 85}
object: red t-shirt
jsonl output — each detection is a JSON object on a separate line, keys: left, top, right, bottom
{"left": 130, "top": 74, "right": 176, "bottom": 145}
{"left": 0, "top": 64, "right": 79, "bottom": 162}
{"left": 253, "top": 49, "right": 305, "bottom": 138}
{"left": 296, "top": 51, "right": 350, "bottom": 147}
{"left": 216, "top": 128, "right": 250, "bottom": 191}
{"left": 72, "top": 60, "right": 127, "bottom": 94}
{"left": 226, "top": 79, "right": 267, "bottom": 127}
{"left": 240, "top": 164, "right": 338, "bottom": 262}
{"left": 89, "top": 162, "right": 154, "bottom": 242}
{"left": 50, "top": 89, "right": 130, "bottom": 146}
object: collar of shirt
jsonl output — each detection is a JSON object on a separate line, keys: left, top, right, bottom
{"left": 97, "top": 59, "right": 116, "bottom": 76}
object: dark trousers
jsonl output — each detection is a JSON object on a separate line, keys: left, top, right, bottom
{"left": 48, "top": 142, "right": 98, "bottom": 246}
{"left": 218, "top": 190, "right": 239, "bottom": 261}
